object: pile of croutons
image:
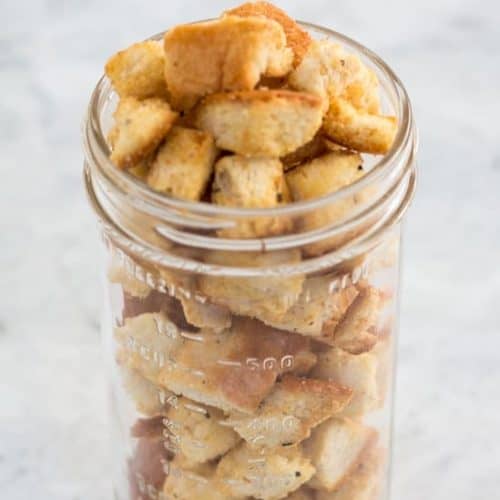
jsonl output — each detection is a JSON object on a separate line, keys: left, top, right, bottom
{"left": 105, "top": 1, "right": 397, "bottom": 243}
{"left": 104, "top": 3, "right": 397, "bottom": 499}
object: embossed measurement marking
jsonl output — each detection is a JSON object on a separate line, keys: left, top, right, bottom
{"left": 180, "top": 331, "right": 204, "bottom": 342}
{"left": 183, "top": 402, "right": 209, "bottom": 416}
{"left": 217, "top": 359, "right": 242, "bottom": 367}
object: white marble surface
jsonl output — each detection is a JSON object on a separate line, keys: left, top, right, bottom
{"left": 1, "top": 1, "right": 499, "bottom": 499}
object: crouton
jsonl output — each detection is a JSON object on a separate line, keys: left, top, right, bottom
{"left": 285, "top": 149, "right": 366, "bottom": 255}
{"left": 164, "top": 16, "right": 293, "bottom": 110}
{"left": 109, "top": 97, "right": 177, "bottom": 169}
{"left": 288, "top": 40, "right": 380, "bottom": 114}
{"left": 164, "top": 396, "right": 239, "bottom": 465}
{"left": 281, "top": 132, "right": 330, "bottom": 171}
{"left": 303, "top": 418, "right": 378, "bottom": 492}
{"left": 163, "top": 461, "right": 236, "bottom": 500}
{"left": 105, "top": 40, "right": 168, "bottom": 99}
{"left": 311, "top": 348, "right": 379, "bottom": 417}
{"left": 315, "top": 446, "right": 383, "bottom": 500}
{"left": 115, "top": 312, "right": 184, "bottom": 382}
{"left": 158, "top": 317, "right": 316, "bottom": 414}
{"left": 260, "top": 275, "right": 359, "bottom": 345}
{"left": 198, "top": 249, "right": 304, "bottom": 320}
{"left": 128, "top": 155, "right": 152, "bottom": 180}
{"left": 334, "top": 287, "right": 381, "bottom": 354}
{"left": 224, "top": 375, "right": 352, "bottom": 449}
{"left": 195, "top": 90, "right": 323, "bottom": 157}
{"left": 212, "top": 155, "right": 291, "bottom": 238}
{"left": 120, "top": 367, "right": 174, "bottom": 416}
{"left": 147, "top": 126, "right": 217, "bottom": 200}
{"left": 225, "top": 1, "right": 312, "bottom": 66}
{"left": 108, "top": 254, "right": 151, "bottom": 298}
{"left": 128, "top": 437, "right": 170, "bottom": 500}
{"left": 216, "top": 442, "right": 315, "bottom": 499}
{"left": 323, "top": 98, "right": 398, "bottom": 155}
{"left": 179, "top": 295, "right": 232, "bottom": 333}
{"left": 288, "top": 487, "right": 315, "bottom": 500}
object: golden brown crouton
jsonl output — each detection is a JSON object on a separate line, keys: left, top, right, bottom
{"left": 120, "top": 367, "right": 174, "bottom": 416}
{"left": 311, "top": 347, "right": 380, "bottom": 417}
{"left": 224, "top": 375, "right": 352, "bottom": 449}
{"left": 260, "top": 275, "right": 359, "bottom": 345}
{"left": 225, "top": 2, "right": 312, "bottom": 66}
{"left": 158, "top": 317, "right": 316, "bottom": 414}
{"left": 105, "top": 40, "right": 168, "bottom": 99}
{"left": 281, "top": 133, "right": 330, "bottom": 171}
{"left": 212, "top": 155, "right": 291, "bottom": 238}
{"left": 315, "top": 446, "right": 383, "bottom": 500}
{"left": 146, "top": 126, "right": 217, "bottom": 200}
{"left": 109, "top": 97, "right": 177, "bottom": 169}
{"left": 164, "top": 396, "right": 240, "bottom": 465}
{"left": 303, "top": 418, "right": 378, "bottom": 492}
{"left": 164, "top": 16, "right": 293, "bottom": 110}
{"left": 163, "top": 461, "right": 236, "bottom": 500}
{"left": 195, "top": 90, "right": 323, "bottom": 157}
{"left": 286, "top": 149, "right": 366, "bottom": 255}
{"left": 334, "top": 287, "right": 381, "bottom": 354}
{"left": 198, "top": 249, "right": 304, "bottom": 320}
{"left": 108, "top": 254, "right": 151, "bottom": 298}
{"left": 216, "top": 442, "right": 315, "bottom": 499}
{"left": 323, "top": 98, "right": 398, "bottom": 155}
{"left": 288, "top": 40, "right": 380, "bottom": 114}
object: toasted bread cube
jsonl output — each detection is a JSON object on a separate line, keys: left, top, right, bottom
{"left": 315, "top": 446, "right": 383, "bottom": 500}
{"left": 323, "top": 98, "right": 398, "bottom": 155}
{"left": 303, "top": 418, "right": 377, "bottom": 492}
{"left": 286, "top": 150, "right": 366, "bottom": 255}
{"left": 225, "top": 1, "right": 312, "bottom": 66}
{"left": 224, "top": 375, "right": 352, "bottom": 449}
{"left": 108, "top": 254, "right": 151, "bottom": 298}
{"left": 334, "top": 287, "right": 381, "bottom": 354}
{"left": 216, "top": 442, "right": 315, "bottom": 499}
{"left": 179, "top": 295, "right": 232, "bottom": 333}
{"left": 146, "top": 126, "right": 217, "bottom": 200}
{"left": 165, "top": 396, "right": 239, "bottom": 465}
{"left": 120, "top": 367, "right": 174, "bottom": 416}
{"left": 105, "top": 40, "right": 168, "bottom": 99}
{"left": 109, "top": 97, "right": 177, "bottom": 169}
{"left": 164, "top": 16, "right": 293, "bottom": 110}
{"left": 281, "top": 132, "right": 330, "bottom": 171}
{"left": 195, "top": 90, "right": 323, "bottom": 157}
{"left": 198, "top": 249, "right": 304, "bottom": 320}
{"left": 212, "top": 155, "right": 291, "bottom": 238}
{"left": 288, "top": 40, "right": 380, "bottom": 114}
{"left": 260, "top": 275, "right": 359, "bottom": 345}
{"left": 163, "top": 461, "right": 236, "bottom": 500}
{"left": 311, "top": 348, "right": 379, "bottom": 417}
{"left": 115, "top": 312, "right": 184, "bottom": 382}
{"left": 158, "top": 317, "right": 316, "bottom": 414}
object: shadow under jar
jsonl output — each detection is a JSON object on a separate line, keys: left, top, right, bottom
{"left": 83, "top": 21, "right": 417, "bottom": 500}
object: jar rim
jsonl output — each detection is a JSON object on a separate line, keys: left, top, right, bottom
{"left": 83, "top": 21, "right": 415, "bottom": 220}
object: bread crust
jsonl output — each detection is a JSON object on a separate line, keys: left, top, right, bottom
{"left": 164, "top": 15, "right": 293, "bottom": 110}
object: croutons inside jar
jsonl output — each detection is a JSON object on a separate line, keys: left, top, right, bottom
{"left": 147, "top": 126, "right": 217, "bottom": 201}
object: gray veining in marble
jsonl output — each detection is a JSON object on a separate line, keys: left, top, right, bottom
{"left": 1, "top": 1, "right": 499, "bottom": 499}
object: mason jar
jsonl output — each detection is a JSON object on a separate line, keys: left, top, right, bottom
{"left": 83, "top": 22, "right": 416, "bottom": 500}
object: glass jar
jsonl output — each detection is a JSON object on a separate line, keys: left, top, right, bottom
{"left": 83, "top": 22, "right": 416, "bottom": 500}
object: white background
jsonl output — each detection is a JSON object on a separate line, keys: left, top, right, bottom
{"left": 1, "top": 1, "right": 499, "bottom": 499}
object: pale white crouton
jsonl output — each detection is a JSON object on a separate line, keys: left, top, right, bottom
{"left": 195, "top": 90, "right": 323, "bottom": 157}
{"left": 216, "top": 442, "right": 315, "bottom": 499}
{"left": 303, "top": 418, "right": 378, "bottom": 492}
{"left": 164, "top": 16, "right": 293, "bottom": 110}
{"left": 224, "top": 375, "right": 352, "bottom": 449}
{"left": 109, "top": 97, "right": 177, "bottom": 169}
{"left": 146, "top": 126, "right": 217, "bottom": 200}
{"left": 105, "top": 40, "right": 168, "bottom": 99}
